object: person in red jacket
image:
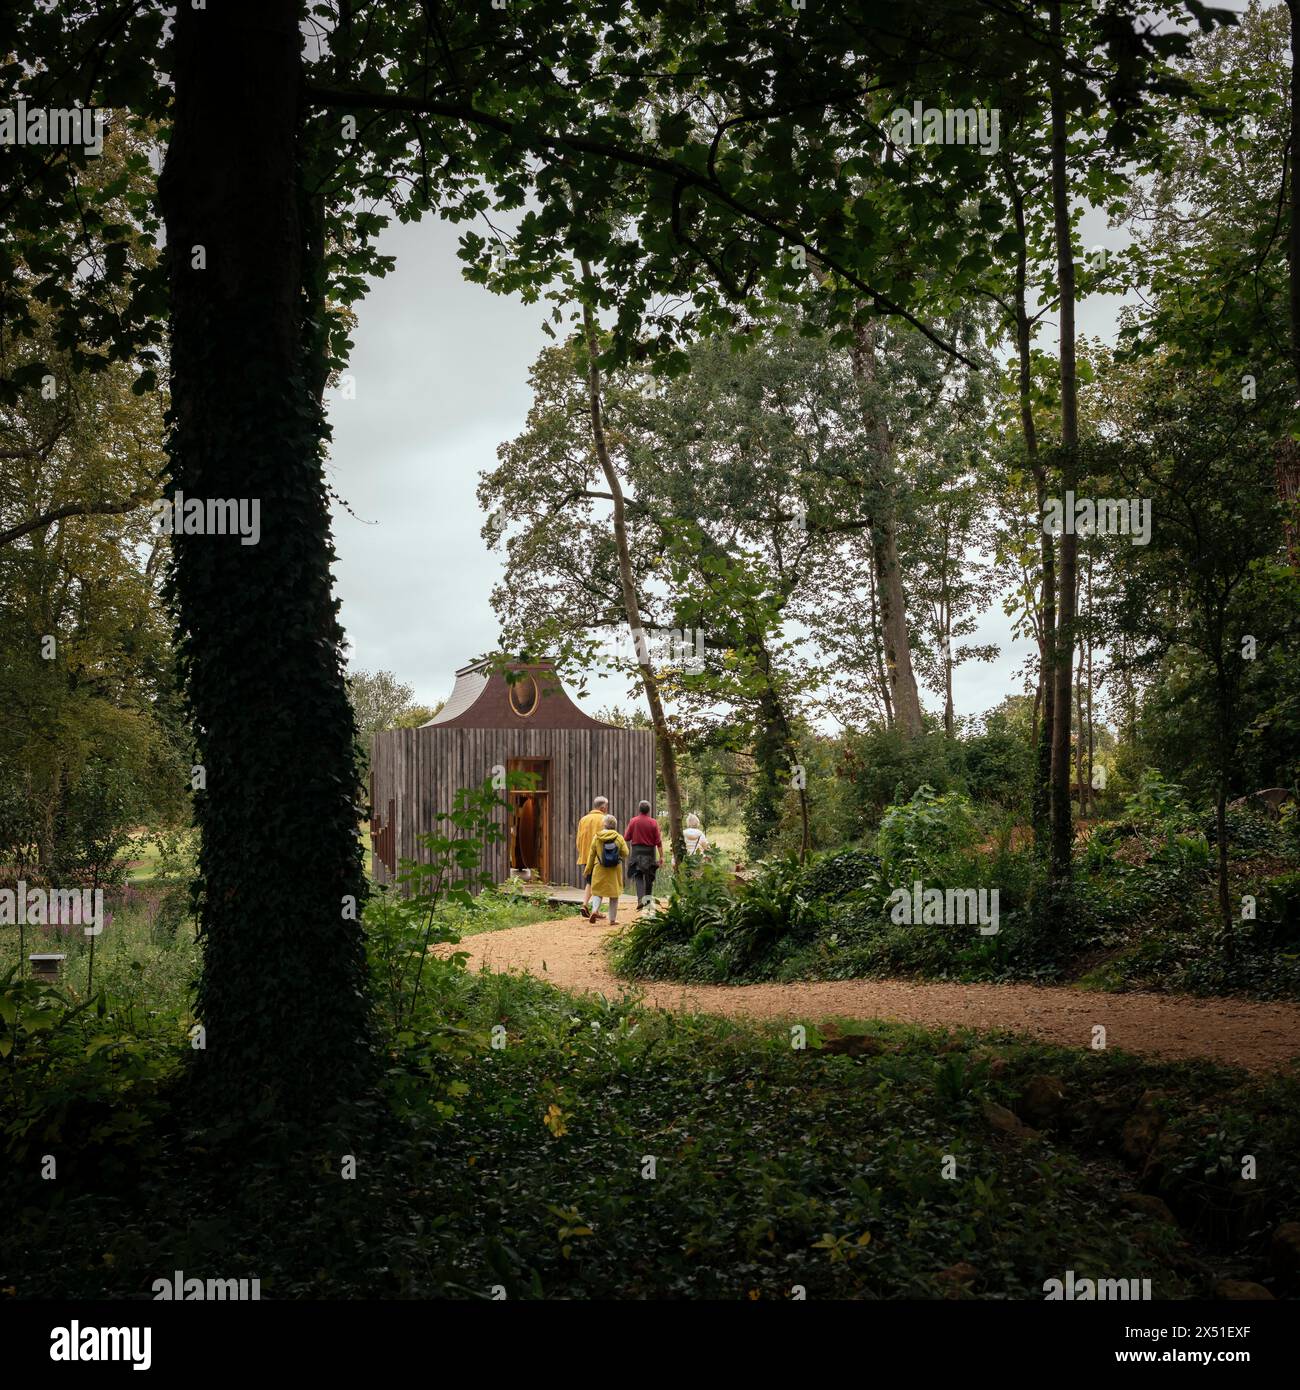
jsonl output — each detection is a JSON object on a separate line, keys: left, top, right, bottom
{"left": 623, "top": 799, "right": 663, "bottom": 913}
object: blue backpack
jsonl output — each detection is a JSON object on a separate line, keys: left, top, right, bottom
{"left": 600, "top": 837, "right": 621, "bottom": 868}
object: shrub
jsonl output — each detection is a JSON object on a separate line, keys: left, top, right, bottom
{"left": 1254, "top": 871, "right": 1300, "bottom": 950}
{"left": 1203, "top": 805, "right": 1286, "bottom": 855}
{"left": 610, "top": 859, "right": 734, "bottom": 981}
{"left": 876, "top": 786, "right": 980, "bottom": 883}
{"left": 837, "top": 728, "right": 962, "bottom": 830}
{"left": 0, "top": 970, "right": 178, "bottom": 1174}
{"left": 719, "top": 856, "right": 826, "bottom": 975}
{"left": 1152, "top": 831, "right": 1213, "bottom": 878}
{"left": 799, "top": 847, "right": 882, "bottom": 902}
{"left": 612, "top": 856, "right": 826, "bottom": 983}
{"left": 1119, "top": 770, "right": 1197, "bottom": 833}
{"left": 962, "top": 725, "right": 1034, "bottom": 811}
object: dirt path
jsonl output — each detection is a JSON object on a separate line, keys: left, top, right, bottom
{"left": 460, "top": 916, "right": 1300, "bottom": 1072}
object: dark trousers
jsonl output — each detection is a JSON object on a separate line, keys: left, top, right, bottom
{"left": 628, "top": 845, "right": 658, "bottom": 901}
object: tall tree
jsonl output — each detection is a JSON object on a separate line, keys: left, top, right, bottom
{"left": 579, "top": 270, "right": 688, "bottom": 864}
{"left": 158, "top": 0, "right": 375, "bottom": 1118}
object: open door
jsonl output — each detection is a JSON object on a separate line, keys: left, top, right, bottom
{"left": 507, "top": 758, "right": 550, "bottom": 881}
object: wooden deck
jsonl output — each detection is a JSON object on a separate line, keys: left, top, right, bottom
{"left": 509, "top": 883, "right": 589, "bottom": 907}
{"left": 503, "top": 882, "right": 666, "bottom": 909}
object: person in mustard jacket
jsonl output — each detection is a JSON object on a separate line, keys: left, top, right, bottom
{"left": 576, "top": 795, "right": 609, "bottom": 915}
{"left": 584, "top": 814, "right": 628, "bottom": 924}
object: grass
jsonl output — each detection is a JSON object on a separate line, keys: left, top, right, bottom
{"left": 0, "top": 880, "right": 197, "bottom": 1005}
{"left": 706, "top": 824, "right": 745, "bottom": 860}
{"left": 5, "top": 940, "right": 1299, "bottom": 1299}
{"left": 436, "top": 884, "right": 571, "bottom": 937}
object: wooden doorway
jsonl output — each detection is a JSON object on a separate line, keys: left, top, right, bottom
{"left": 507, "top": 758, "right": 550, "bottom": 881}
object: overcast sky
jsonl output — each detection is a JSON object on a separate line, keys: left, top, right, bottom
{"left": 325, "top": 199, "right": 1133, "bottom": 729}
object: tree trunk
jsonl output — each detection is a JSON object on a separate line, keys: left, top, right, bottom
{"left": 1001, "top": 149, "right": 1055, "bottom": 851}
{"left": 867, "top": 545, "right": 894, "bottom": 726}
{"left": 1216, "top": 784, "right": 1232, "bottom": 959}
{"left": 1074, "top": 647, "right": 1085, "bottom": 819}
{"left": 746, "top": 633, "right": 810, "bottom": 861}
{"left": 851, "top": 320, "right": 924, "bottom": 736}
{"left": 1048, "top": 0, "right": 1079, "bottom": 878}
{"left": 1214, "top": 651, "right": 1235, "bottom": 962}
{"left": 943, "top": 615, "right": 955, "bottom": 739}
{"left": 874, "top": 520, "right": 924, "bottom": 735}
{"left": 1279, "top": 5, "right": 1300, "bottom": 570}
{"left": 158, "top": 0, "right": 375, "bottom": 1120}
{"left": 1085, "top": 552, "right": 1095, "bottom": 815}
{"left": 1288, "top": 1, "right": 1300, "bottom": 394}
{"left": 579, "top": 274, "right": 687, "bottom": 864}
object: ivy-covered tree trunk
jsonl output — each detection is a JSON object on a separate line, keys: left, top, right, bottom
{"left": 745, "top": 697, "right": 789, "bottom": 860}
{"left": 1048, "top": 0, "right": 1079, "bottom": 879}
{"left": 159, "top": 0, "right": 375, "bottom": 1120}
{"left": 742, "top": 633, "right": 810, "bottom": 862}
{"left": 1288, "top": 0, "right": 1300, "bottom": 395}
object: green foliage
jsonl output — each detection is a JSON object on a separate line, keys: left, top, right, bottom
{"left": 0, "top": 970, "right": 178, "bottom": 1173}
{"left": 364, "top": 778, "right": 514, "bottom": 1033}
{"left": 1119, "top": 769, "right": 1197, "bottom": 833}
{"left": 1255, "top": 872, "right": 1300, "bottom": 952}
{"left": 612, "top": 856, "right": 826, "bottom": 983}
{"left": 799, "top": 848, "right": 883, "bottom": 903}
{"left": 1204, "top": 805, "right": 1287, "bottom": 856}
{"left": 146, "top": 829, "right": 199, "bottom": 942}
{"left": 961, "top": 719, "right": 1036, "bottom": 812}
{"left": 7, "top": 938, "right": 1300, "bottom": 1300}
{"left": 838, "top": 729, "right": 964, "bottom": 832}
{"left": 876, "top": 785, "right": 981, "bottom": 882}
{"left": 619, "top": 802, "right": 1300, "bottom": 1000}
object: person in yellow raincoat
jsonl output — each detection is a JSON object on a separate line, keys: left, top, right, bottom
{"left": 584, "top": 814, "right": 628, "bottom": 924}
{"left": 576, "top": 796, "right": 609, "bottom": 915}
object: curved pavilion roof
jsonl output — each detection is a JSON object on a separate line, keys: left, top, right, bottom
{"left": 423, "top": 659, "right": 613, "bottom": 730}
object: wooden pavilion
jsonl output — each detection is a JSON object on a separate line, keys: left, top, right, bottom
{"left": 368, "top": 658, "right": 656, "bottom": 889}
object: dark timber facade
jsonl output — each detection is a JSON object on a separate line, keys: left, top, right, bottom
{"left": 369, "top": 660, "right": 657, "bottom": 889}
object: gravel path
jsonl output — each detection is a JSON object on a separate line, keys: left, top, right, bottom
{"left": 459, "top": 916, "right": 1300, "bottom": 1072}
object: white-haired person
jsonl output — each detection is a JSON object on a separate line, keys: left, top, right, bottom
{"left": 576, "top": 795, "right": 609, "bottom": 915}
{"left": 684, "top": 811, "right": 711, "bottom": 857}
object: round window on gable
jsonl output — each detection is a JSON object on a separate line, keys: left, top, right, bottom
{"left": 509, "top": 674, "right": 539, "bottom": 718}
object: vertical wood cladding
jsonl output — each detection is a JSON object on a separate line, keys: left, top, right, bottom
{"left": 369, "top": 725, "right": 657, "bottom": 890}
